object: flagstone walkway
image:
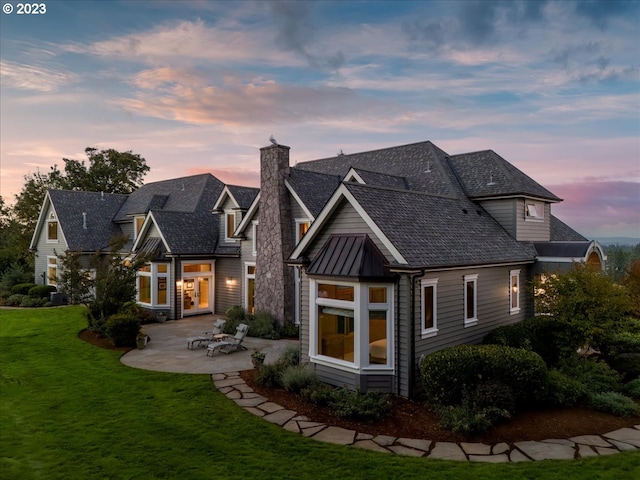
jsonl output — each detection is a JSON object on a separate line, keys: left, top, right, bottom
{"left": 213, "top": 371, "right": 640, "bottom": 462}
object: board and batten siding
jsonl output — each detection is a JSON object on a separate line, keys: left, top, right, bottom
{"left": 215, "top": 257, "right": 242, "bottom": 315}
{"left": 413, "top": 265, "right": 530, "bottom": 368}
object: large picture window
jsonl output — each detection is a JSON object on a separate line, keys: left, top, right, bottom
{"left": 137, "top": 263, "right": 170, "bottom": 307}
{"left": 311, "top": 280, "right": 393, "bottom": 371}
{"left": 464, "top": 274, "right": 478, "bottom": 326}
{"left": 421, "top": 278, "right": 438, "bottom": 338}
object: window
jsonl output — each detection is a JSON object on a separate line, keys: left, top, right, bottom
{"left": 245, "top": 263, "right": 256, "bottom": 314}
{"left": 510, "top": 269, "right": 520, "bottom": 314}
{"left": 47, "top": 257, "right": 58, "bottom": 286}
{"left": 47, "top": 220, "right": 58, "bottom": 242}
{"left": 421, "top": 278, "right": 438, "bottom": 338}
{"left": 464, "top": 274, "right": 478, "bottom": 326}
{"left": 295, "top": 219, "right": 310, "bottom": 244}
{"left": 311, "top": 280, "right": 393, "bottom": 371}
{"left": 225, "top": 212, "right": 236, "bottom": 241}
{"left": 137, "top": 263, "right": 170, "bottom": 306}
{"left": 525, "top": 202, "right": 544, "bottom": 220}
{"left": 252, "top": 221, "right": 258, "bottom": 256}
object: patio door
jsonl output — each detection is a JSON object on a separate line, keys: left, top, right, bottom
{"left": 182, "top": 262, "right": 213, "bottom": 316}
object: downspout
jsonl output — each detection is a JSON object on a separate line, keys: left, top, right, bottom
{"left": 408, "top": 270, "right": 425, "bottom": 399}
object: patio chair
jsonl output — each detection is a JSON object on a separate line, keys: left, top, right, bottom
{"left": 207, "top": 323, "right": 249, "bottom": 356}
{"left": 187, "top": 319, "right": 227, "bottom": 350}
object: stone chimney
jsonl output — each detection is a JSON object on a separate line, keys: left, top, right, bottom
{"left": 254, "top": 143, "right": 295, "bottom": 325}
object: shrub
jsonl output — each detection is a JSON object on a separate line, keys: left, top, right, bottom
{"left": 254, "top": 363, "right": 284, "bottom": 388}
{"left": 599, "top": 331, "right": 640, "bottom": 358}
{"left": 6, "top": 294, "right": 26, "bottom": 306}
{"left": 420, "top": 344, "right": 548, "bottom": 409}
{"left": 281, "top": 364, "right": 319, "bottom": 394}
{"left": 624, "top": 379, "right": 640, "bottom": 399}
{"left": 28, "top": 285, "right": 57, "bottom": 299}
{"left": 279, "top": 322, "right": 299, "bottom": 339}
{"left": 19, "top": 296, "right": 47, "bottom": 307}
{"left": 546, "top": 369, "right": 587, "bottom": 406}
{"left": 278, "top": 345, "right": 300, "bottom": 368}
{"left": 437, "top": 404, "right": 510, "bottom": 435}
{"left": 249, "top": 310, "right": 280, "bottom": 339}
{"left": 300, "top": 383, "right": 335, "bottom": 407}
{"left": 608, "top": 353, "right": 640, "bottom": 382}
{"left": 11, "top": 283, "right": 38, "bottom": 295}
{"left": 105, "top": 313, "right": 140, "bottom": 347}
{"left": 483, "top": 317, "right": 581, "bottom": 366}
{"left": 587, "top": 392, "right": 639, "bottom": 417}
{"left": 0, "top": 263, "right": 33, "bottom": 294}
{"left": 328, "top": 388, "right": 391, "bottom": 423}
{"left": 557, "top": 356, "right": 622, "bottom": 394}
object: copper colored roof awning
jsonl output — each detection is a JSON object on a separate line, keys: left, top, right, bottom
{"left": 307, "top": 234, "right": 393, "bottom": 280}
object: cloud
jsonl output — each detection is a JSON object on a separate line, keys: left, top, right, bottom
{"left": 187, "top": 166, "right": 260, "bottom": 187}
{"left": 574, "top": 0, "right": 640, "bottom": 30}
{"left": 549, "top": 180, "right": 640, "bottom": 237}
{"left": 0, "top": 60, "right": 76, "bottom": 92}
{"left": 117, "top": 69, "right": 399, "bottom": 126}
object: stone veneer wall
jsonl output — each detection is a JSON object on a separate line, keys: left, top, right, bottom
{"left": 254, "top": 144, "right": 295, "bottom": 324}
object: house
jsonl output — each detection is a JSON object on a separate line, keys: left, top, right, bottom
{"left": 30, "top": 140, "right": 605, "bottom": 397}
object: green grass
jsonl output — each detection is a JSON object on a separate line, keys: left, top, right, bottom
{"left": 1, "top": 306, "right": 639, "bottom": 480}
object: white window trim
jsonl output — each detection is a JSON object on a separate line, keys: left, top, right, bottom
{"left": 525, "top": 202, "right": 544, "bottom": 222}
{"left": 46, "top": 256, "right": 58, "bottom": 286}
{"left": 464, "top": 274, "right": 478, "bottom": 327}
{"left": 137, "top": 263, "right": 171, "bottom": 307}
{"left": 224, "top": 211, "right": 236, "bottom": 242}
{"left": 421, "top": 278, "right": 439, "bottom": 338}
{"left": 295, "top": 218, "right": 310, "bottom": 244}
{"left": 244, "top": 262, "right": 256, "bottom": 313}
{"left": 251, "top": 221, "right": 258, "bottom": 256}
{"left": 510, "top": 269, "right": 521, "bottom": 314}
{"left": 46, "top": 219, "right": 58, "bottom": 243}
{"left": 309, "top": 278, "right": 394, "bottom": 374}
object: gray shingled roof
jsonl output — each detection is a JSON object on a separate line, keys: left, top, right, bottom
{"left": 227, "top": 185, "right": 259, "bottom": 210}
{"left": 286, "top": 168, "right": 341, "bottom": 218}
{"left": 114, "top": 174, "right": 224, "bottom": 221}
{"left": 48, "top": 190, "right": 127, "bottom": 251}
{"left": 295, "top": 141, "right": 461, "bottom": 197}
{"left": 349, "top": 168, "right": 409, "bottom": 190}
{"left": 550, "top": 215, "right": 587, "bottom": 241}
{"left": 150, "top": 210, "right": 218, "bottom": 255}
{"left": 447, "top": 150, "right": 561, "bottom": 201}
{"left": 343, "top": 183, "right": 537, "bottom": 268}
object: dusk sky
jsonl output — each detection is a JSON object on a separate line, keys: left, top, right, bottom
{"left": 1, "top": 0, "right": 639, "bottom": 239}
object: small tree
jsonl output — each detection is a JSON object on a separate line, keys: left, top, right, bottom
{"left": 534, "top": 263, "right": 632, "bottom": 351}
{"left": 622, "top": 260, "right": 640, "bottom": 318}
{"left": 58, "top": 235, "right": 149, "bottom": 334}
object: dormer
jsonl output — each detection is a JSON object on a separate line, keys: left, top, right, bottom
{"left": 447, "top": 150, "right": 562, "bottom": 242}
{"left": 212, "top": 185, "right": 260, "bottom": 243}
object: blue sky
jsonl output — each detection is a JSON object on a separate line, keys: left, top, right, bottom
{"left": 1, "top": 0, "right": 639, "bottom": 239}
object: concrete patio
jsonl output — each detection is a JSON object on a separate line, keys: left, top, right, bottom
{"left": 120, "top": 315, "right": 298, "bottom": 374}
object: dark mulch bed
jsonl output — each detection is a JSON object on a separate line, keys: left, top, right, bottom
{"left": 80, "top": 330, "right": 639, "bottom": 443}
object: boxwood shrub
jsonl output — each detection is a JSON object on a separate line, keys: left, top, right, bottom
{"left": 546, "top": 369, "right": 587, "bottom": 406}
{"left": 11, "top": 283, "right": 38, "bottom": 295}
{"left": 28, "top": 285, "right": 57, "bottom": 299}
{"left": 420, "top": 344, "right": 548, "bottom": 409}
{"left": 105, "top": 313, "right": 140, "bottom": 347}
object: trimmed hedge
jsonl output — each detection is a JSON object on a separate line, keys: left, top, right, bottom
{"left": 557, "top": 356, "right": 622, "bottom": 394}
{"left": 546, "top": 369, "right": 587, "bottom": 406}
{"left": 105, "top": 313, "right": 140, "bottom": 347}
{"left": 420, "top": 344, "right": 548, "bottom": 409}
{"left": 483, "top": 317, "right": 581, "bottom": 366}
{"left": 28, "top": 285, "right": 57, "bottom": 299}
{"left": 587, "top": 392, "right": 639, "bottom": 417}
{"left": 11, "top": 283, "right": 38, "bottom": 295}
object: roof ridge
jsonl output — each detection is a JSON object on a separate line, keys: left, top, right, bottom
{"left": 298, "top": 140, "right": 441, "bottom": 165}
{"left": 344, "top": 181, "right": 459, "bottom": 201}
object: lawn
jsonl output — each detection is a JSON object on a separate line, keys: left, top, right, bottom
{"left": 1, "top": 306, "right": 639, "bottom": 480}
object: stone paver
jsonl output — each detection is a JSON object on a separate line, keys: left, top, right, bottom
{"left": 312, "top": 426, "right": 356, "bottom": 445}
{"left": 608, "top": 439, "right": 637, "bottom": 451}
{"left": 603, "top": 428, "right": 640, "bottom": 447}
{"left": 354, "top": 440, "right": 391, "bottom": 453}
{"left": 373, "top": 435, "right": 396, "bottom": 446}
{"left": 429, "top": 442, "right": 467, "bottom": 461}
{"left": 469, "top": 454, "right": 509, "bottom": 463}
{"left": 461, "top": 442, "right": 491, "bottom": 455}
{"left": 492, "top": 443, "right": 509, "bottom": 455}
{"left": 397, "top": 438, "right": 431, "bottom": 452}
{"left": 569, "top": 435, "right": 612, "bottom": 447}
{"left": 263, "top": 409, "right": 297, "bottom": 426}
{"left": 509, "top": 449, "right": 531, "bottom": 462}
{"left": 388, "top": 445, "right": 425, "bottom": 457}
{"left": 577, "top": 445, "right": 597, "bottom": 458}
{"left": 514, "top": 441, "right": 575, "bottom": 460}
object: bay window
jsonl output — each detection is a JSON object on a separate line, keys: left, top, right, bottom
{"left": 311, "top": 279, "right": 393, "bottom": 371}
{"left": 137, "top": 263, "right": 170, "bottom": 307}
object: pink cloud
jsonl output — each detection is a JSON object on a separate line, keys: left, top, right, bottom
{"left": 185, "top": 166, "right": 260, "bottom": 187}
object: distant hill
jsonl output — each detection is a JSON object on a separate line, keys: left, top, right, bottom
{"left": 592, "top": 237, "right": 640, "bottom": 246}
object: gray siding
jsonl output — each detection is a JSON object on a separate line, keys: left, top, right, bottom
{"left": 33, "top": 204, "right": 68, "bottom": 286}
{"left": 479, "top": 200, "right": 516, "bottom": 237}
{"left": 146, "top": 223, "right": 161, "bottom": 238}
{"left": 215, "top": 257, "right": 242, "bottom": 315}
{"left": 120, "top": 221, "right": 134, "bottom": 241}
{"left": 290, "top": 194, "right": 311, "bottom": 248}
{"left": 300, "top": 271, "right": 311, "bottom": 363}
{"left": 218, "top": 197, "right": 241, "bottom": 245}
{"left": 516, "top": 199, "right": 550, "bottom": 241}
{"left": 413, "top": 265, "right": 530, "bottom": 368}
